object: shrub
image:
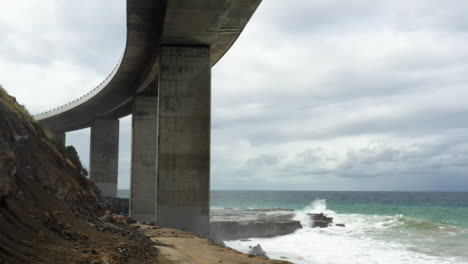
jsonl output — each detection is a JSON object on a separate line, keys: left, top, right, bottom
{"left": 65, "top": 146, "right": 88, "bottom": 177}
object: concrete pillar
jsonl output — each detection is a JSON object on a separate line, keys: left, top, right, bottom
{"left": 130, "top": 95, "right": 158, "bottom": 222}
{"left": 157, "top": 46, "right": 211, "bottom": 235}
{"left": 89, "top": 118, "right": 119, "bottom": 198}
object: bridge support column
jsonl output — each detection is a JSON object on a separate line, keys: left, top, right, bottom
{"left": 90, "top": 118, "right": 119, "bottom": 198}
{"left": 156, "top": 46, "right": 211, "bottom": 235}
{"left": 130, "top": 95, "right": 158, "bottom": 223}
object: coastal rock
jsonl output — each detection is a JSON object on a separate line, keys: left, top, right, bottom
{"left": 211, "top": 220, "right": 302, "bottom": 240}
{"left": 308, "top": 213, "right": 333, "bottom": 228}
{"left": 249, "top": 244, "right": 268, "bottom": 258}
{"left": 336, "top": 223, "right": 346, "bottom": 227}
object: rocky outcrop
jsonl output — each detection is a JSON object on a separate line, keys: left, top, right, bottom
{"left": 249, "top": 244, "right": 268, "bottom": 258}
{"left": 308, "top": 213, "right": 334, "bottom": 228}
{"left": 211, "top": 220, "right": 302, "bottom": 240}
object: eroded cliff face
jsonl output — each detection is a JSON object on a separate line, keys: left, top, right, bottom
{"left": 0, "top": 89, "right": 100, "bottom": 212}
{"left": 0, "top": 87, "right": 159, "bottom": 264}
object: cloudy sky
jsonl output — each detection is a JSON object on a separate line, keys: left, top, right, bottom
{"left": 1, "top": 0, "right": 468, "bottom": 191}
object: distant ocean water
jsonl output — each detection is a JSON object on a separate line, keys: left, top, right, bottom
{"left": 119, "top": 190, "right": 468, "bottom": 264}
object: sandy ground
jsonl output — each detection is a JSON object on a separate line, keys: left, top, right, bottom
{"left": 139, "top": 225, "right": 293, "bottom": 264}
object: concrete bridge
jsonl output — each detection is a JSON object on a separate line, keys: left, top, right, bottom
{"left": 34, "top": 0, "right": 261, "bottom": 235}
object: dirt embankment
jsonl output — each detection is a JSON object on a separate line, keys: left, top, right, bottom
{"left": 0, "top": 87, "right": 159, "bottom": 264}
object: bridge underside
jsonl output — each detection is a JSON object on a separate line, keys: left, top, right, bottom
{"left": 38, "top": 0, "right": 261, "bottom": 235}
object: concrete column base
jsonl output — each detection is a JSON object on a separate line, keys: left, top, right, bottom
{"left": 157, "top": 205, "right": 209, "bottom": 233}
{"left": 90, "top": 118, "right": 119, "bottom": 198}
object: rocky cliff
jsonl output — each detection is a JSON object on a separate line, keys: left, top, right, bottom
{"left": 0, "top": 86, "right": 159, "bottom": 264}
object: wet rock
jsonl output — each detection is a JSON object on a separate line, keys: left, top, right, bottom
{"left": 308, "top": 213, "right": 333, "bottom": 228}
{"left": 249, "top": 244, "right": 268, "bottom": 258}
{"left": 336, "top": 223, "right": 346, "bottom": 227}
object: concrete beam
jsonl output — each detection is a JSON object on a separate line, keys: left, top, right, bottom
{"left": 156, "top": 46, "right": 211, "bottom": 235}
{"left": 36, "top": 0, "right": 261, "bottom": 133}
{"left": 130, "top": 95, "right": 158, "bottom": 223}
{"left": 90, "top": 119, "right": 120, "bottom": 198}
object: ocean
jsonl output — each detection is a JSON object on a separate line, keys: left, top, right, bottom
{"left": 119, "top": 190, "right": 468, "bottom": 264}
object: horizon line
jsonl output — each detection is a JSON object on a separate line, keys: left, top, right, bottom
{"left": 116, "top": 189, "right": 468, "bottom": 193}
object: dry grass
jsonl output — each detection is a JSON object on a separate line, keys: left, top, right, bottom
{"left": 0, "top": 84, "right": 36, "bottom": 125}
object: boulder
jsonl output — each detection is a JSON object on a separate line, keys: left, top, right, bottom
{"left": 308, "top": 213, "right": 333, "bottom": 228}
{"left": 249, "top": 244, "right": 268, "bottom": 258}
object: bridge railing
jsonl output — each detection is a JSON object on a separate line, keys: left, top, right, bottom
{"left": 33, "top": 57, "right": 123, "bottom": 120}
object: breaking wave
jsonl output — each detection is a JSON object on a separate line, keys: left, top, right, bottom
{"left": 225, "top": 200, "right": 468, "bottom": 264}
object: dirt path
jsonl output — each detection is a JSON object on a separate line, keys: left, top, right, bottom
{"left": 140, "top": 225, "right": 292, "bottom": 264}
